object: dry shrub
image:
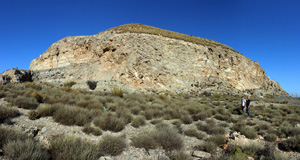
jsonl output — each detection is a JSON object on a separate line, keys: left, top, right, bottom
{"left": 151, "top": 118, "right": 163, "bottom": 125}
{"left": 93, "top": 113, "right": 125, "bottom": 132}
{"left": 184, "top": 127, "right": 206, "bottom": 139}
{"left": 50, "top": 135, "right": 100, "bottom": 160}
{"left": 241, "top": 127, "right": 257, "bottom": 139}
{"left": 180, "top": 113, "right": 193, "bottom": 124}
{"left": 131, "top": 131, "right": 158, "bottom": 151}
{"left": 110, "top": 87, "right": 123, "bottom": 97}
{"left": 13, "top": 96, "right": 38, "bottom": 109}
{"left": 209, "top": 135, "right": 226, "bottom": 146}
{"left": 0, "top": 105, "right": 20, "bottom": 123}
{"left": 170, "top": 151, "right": 190, "bottom": 160}
{"left": 31, "top": 91, "right": 46, "bottom": 103}
{"left": 154, "top": 123, "right": 183, "bottom": 152}
{"left": 196, "top": 141, "right": 217, "bottom": 153}
{"left": 264, "top": 133, "right": 277, "bottom": 142}
{"left": 53, "top": 105, "right": 92, "bottom": 126}
{"left": 82, "top": 125, "right": 102, "bottom": 136}
{"left": 98, "top": 134, "right": 126, "bottom": 156}
{"left": 28, "top": 110, "right": 40, "bottom": 120}
{"left": 278, "top": 135, "right": 300, "bottom": 152}
{"left": 0, "top": 126, "right": 27, "bottom": 148}
{"left": 131, "top": 115, "right": 146, "bottom": 128}
{"left": 3, "top": 138, "right": 50, "bottom": 160}
{"left": 36, "top": 103, "right": 59, "bottom": 117}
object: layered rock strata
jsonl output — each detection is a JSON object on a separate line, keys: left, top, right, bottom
{"left": 28, "top": 24, "right": 287, "bottom": 95}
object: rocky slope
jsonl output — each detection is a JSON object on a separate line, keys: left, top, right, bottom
{"left": 28, "top": 24, "right": 287, "bottom": 95}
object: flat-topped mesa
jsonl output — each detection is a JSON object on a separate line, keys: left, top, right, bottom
{"left": 29, "top": 23, "right": 288, "bottom": 96}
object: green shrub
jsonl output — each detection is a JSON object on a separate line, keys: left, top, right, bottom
{"left": 0, "top": 105, "right": 20, "bottom": 123}
{"left": 111, "top": 87, "right": 123, "bottom": 97}
{"left": 82, "top": 125, "right": 102, "bottom": 136}
{"left": 131, "top": 131, "right": 158, "bottom": 152}
{"left": 233, "top": 147, "right": 248, "bottom": 160}
{"left": 184, "top": 127, "right": 206, "bottom": 139}
{"left": 241, "top": 141, "right": 263, "bottom": 157}
{"left": 98, "top": 134, "right": 126, "bottom": 156}
{"left": 3, "top": 138, "right": 50, "bottom": 160}
{"left": 50, "top": 135, "right": 100, "bottom": 160}
{"left": 264, "top": 133, "right": 277, "bottom": 142}
{"left": 63, "top": 81, "right": 77, "bottom": 87}
{"left": 53, "top": 105, "right": 92, "bottom": 126}
{"left": 93, "top": 113, "right": 125, "bottom": 132}
{"left": 13, "top": 96, "right": 39, "bottom": 109}
{"left": 241, "top": 127, "right": 257, "bottom": 139}
{"left": 131, "top": 115, "right": 146, "bottom": 128}
{"left": 87, "top": 80, "right": 97, "bottom": 90}
{"left": 213, "top": 94, "right": 222, "bottom": 99}
{"left": 28, "top": 110, "right": 40, "bottom": 120}
{"left": 209, "top": 135, "right": 226, "bottom": 146}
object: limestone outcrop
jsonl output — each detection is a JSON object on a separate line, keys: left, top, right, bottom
{"left": 0, "top": 69, "right": 32, "bottom": 85}
{"left": 29, "top": 24, "right": 288, "bottom": 96}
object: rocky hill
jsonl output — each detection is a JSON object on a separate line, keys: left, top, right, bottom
{"left": 17, "top": 24, "right": 287, "bottom": 95}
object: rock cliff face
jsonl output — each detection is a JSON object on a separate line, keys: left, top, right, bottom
{"left": 29, "top": 24, "right": 287, "bottom": 95}
{"left": 0, "top": 69, "right": 32, "bottom": 85}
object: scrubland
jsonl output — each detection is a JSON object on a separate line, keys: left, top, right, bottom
{"left": 0, "top": 82, "right": 300, "bottom": 160}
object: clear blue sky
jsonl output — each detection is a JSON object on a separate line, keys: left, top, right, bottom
{"left": 1, "top": 0, "right": 299, "bottom": 96}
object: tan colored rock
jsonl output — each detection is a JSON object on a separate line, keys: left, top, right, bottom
{"left": 192, "top": 150, "right": 211, "bottom": 159}
{"left": 29, "top": 24, "right": 288, "bottom": 96}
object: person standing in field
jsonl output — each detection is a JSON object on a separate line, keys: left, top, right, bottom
{"left": 241, "top": 96, "right": 246, "bottom": 113}
{"left": 246, "top": 96, "right": 251, "bottom": 117}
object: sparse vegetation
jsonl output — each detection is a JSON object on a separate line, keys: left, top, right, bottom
{"left": 0, "top": 82, "right": 300, "bottom": 159}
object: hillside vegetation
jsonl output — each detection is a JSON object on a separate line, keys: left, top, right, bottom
{"left": 110, "top": 23, "right": 235, "bottom": 51}
{"left": 0, "top": 82, "right": 300, "bottom": 159}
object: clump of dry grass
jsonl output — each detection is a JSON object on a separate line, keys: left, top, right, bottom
{"left": 13, "top": 96, "right": 39, "bottom": 109}
{"left": 50, "top": 134, "right": 100, "bottom": 160}
{"left": 4, "top": 138, "right": 50, "bottom": 160}
{"left": 0, "top": 105, "right": 20, "bottom": 123}
{"left": 98, "top": 134, "right": 126, "bottom": 156}
{"left": 131, "top": 115, "right": 146, "bottom": 128}
{"left": 28, "top": 110, "right": 40, "bottom": 120}
{"left": 93, "top": 113, "right": 125, "bottom": 132}
{"left": 53, "top": 104, "right": 92, "bottom": 126}
{"left": 82, "top": 125, "right": 102, "bottom": 136}
{"left": 184, "top": 127, "right": 206, "bottom": 139}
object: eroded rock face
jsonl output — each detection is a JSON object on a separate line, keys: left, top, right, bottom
{"left": 0, "top": 69, "right": 32, "bottom": 84}
{"left": 29, "top": 25, "right": 288, "bottom": 95}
